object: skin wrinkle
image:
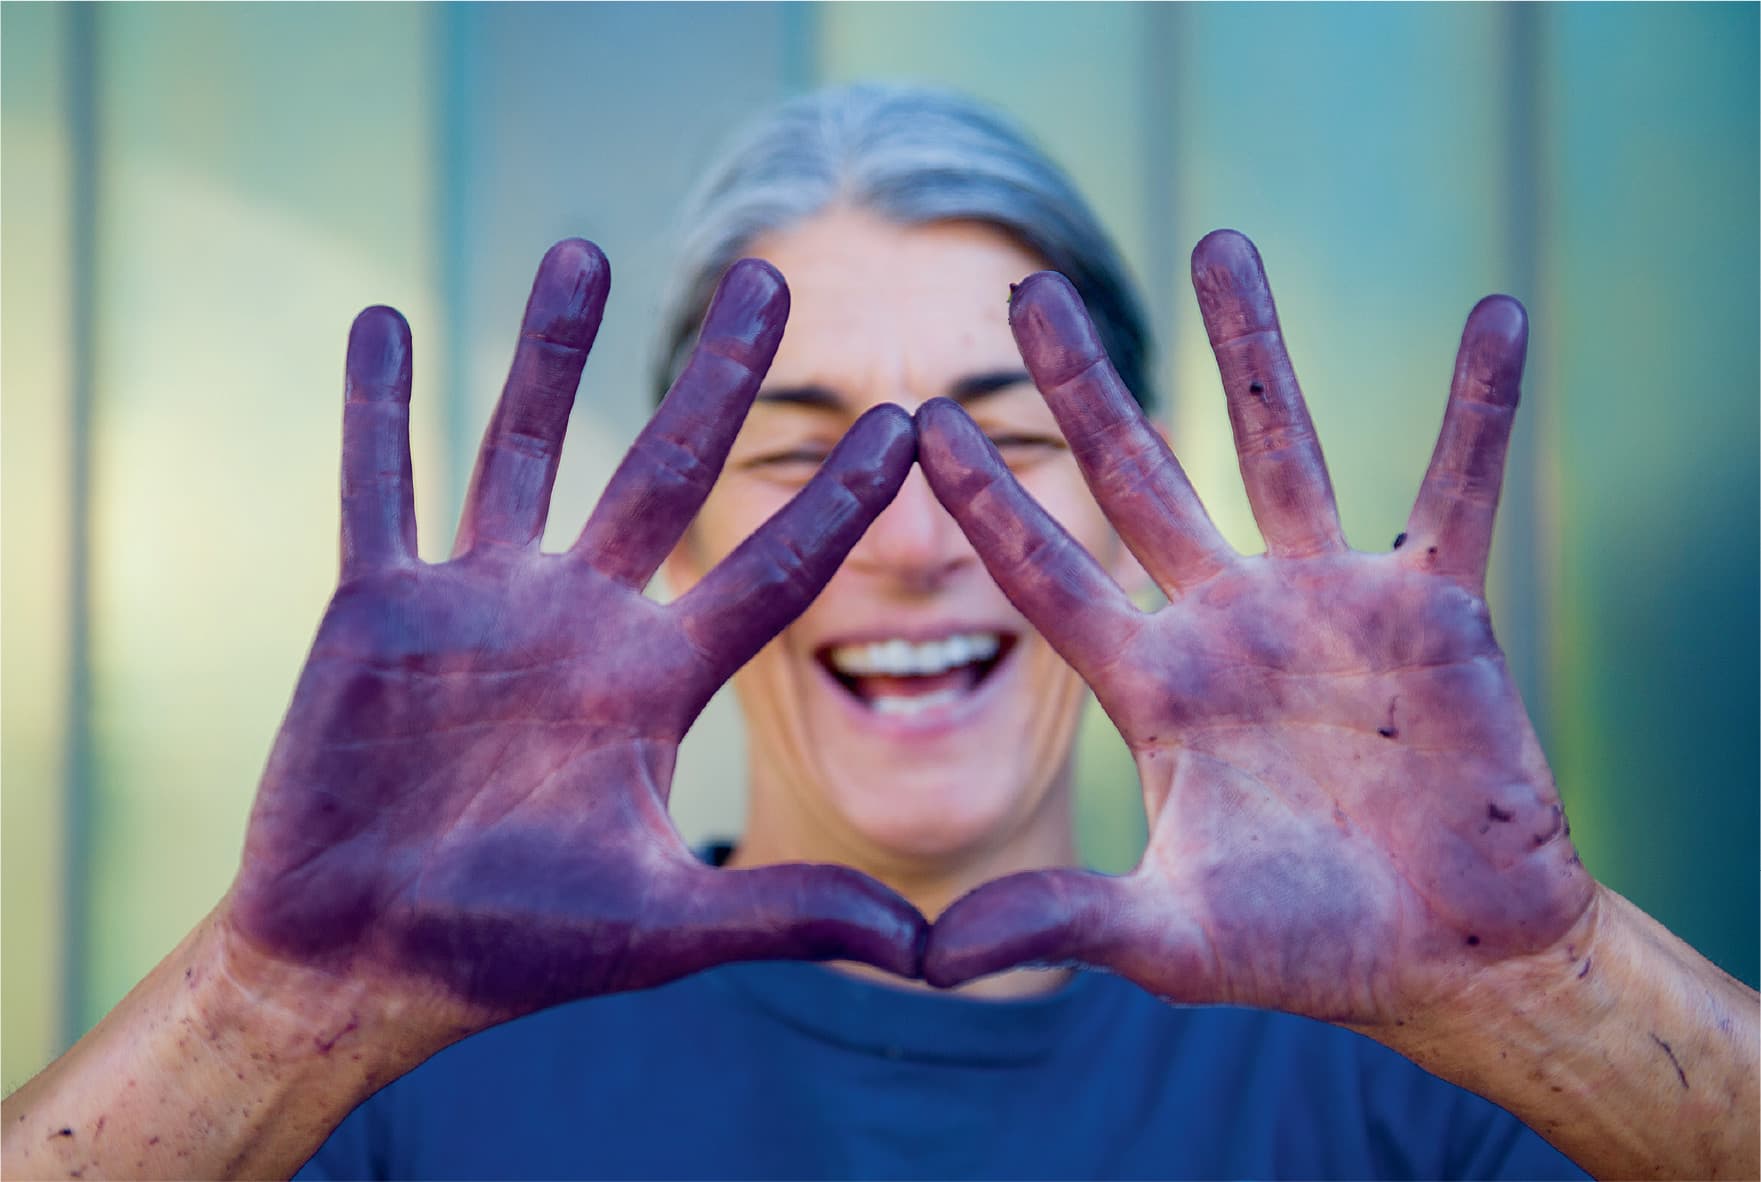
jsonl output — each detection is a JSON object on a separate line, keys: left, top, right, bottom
{"left": 217, "top": 240, "right": 926, "bottom": 1016}
{"left": 923, "top": 228, "right": 1597, "bottom": 1028}
{"left": 17, "top": 218, "right": 1754, "bottom": 1180}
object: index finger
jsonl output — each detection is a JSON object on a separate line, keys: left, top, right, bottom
{"left": 672, "top": 404, "right": 917, "bottom": 687}
{"left": 916, "top": 398, "right": 1143, "bottom": 685}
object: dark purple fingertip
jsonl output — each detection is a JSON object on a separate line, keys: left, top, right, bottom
{"left": 688, "top": 862, "right": 929, "bottom": 980}
{"left": 345, "top": 306, "right": 412, "bottom": 402}
{"left": 1465, "top": 294, "right": 1529, "bottom": 352}
{"left": 915, "top": 399, "right": 1015, "bottom": 517}
{"left": 824, "top": 402, "right": 916, "bottom": 492}
{"left": 1457, "top": 294, "right": 1529, "bottom": 404}
{"left": 525, "top": 237, "right": 611, "bottom": 345}
{"left": 700, "top": 258, "right": 790, "bottom": 365}
{"left": 1189, "top": 228, "right": 1278, "bottom": 346}
{"left": 1007, "top": 271, "right": 1108, "bottom": 387}
{"left": 923, "top": 870, "right": 1115, "bottom": 989}
{"left": 787, "top": 866, "right": 929, "bottom": 979}
{"left": 1189, "top": 227, "right": 1261, "bottom": 278}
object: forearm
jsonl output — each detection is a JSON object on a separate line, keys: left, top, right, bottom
{"left": 1375, "top": 885, "right": 1759, "bottom": 1180}
{"left": 2, "top": 908, "right": 427, "bottom": 1180}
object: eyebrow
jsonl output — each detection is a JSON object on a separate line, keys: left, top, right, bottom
{"left": 755, "top": 368, "right": 1034, "bottom": 411}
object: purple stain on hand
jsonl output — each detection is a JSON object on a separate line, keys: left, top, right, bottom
{"left": 919, "top": 232, "right": 1593, "bottom": 1026}
{"left": 227, "top": 243, "right": 925, "bottom": 1029}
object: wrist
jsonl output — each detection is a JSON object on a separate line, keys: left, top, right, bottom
{"left": 204, "top": 896, "right": 477, "bottom": 1092}
{"left": 1366, "top": 884, "right": 1759, "bottom": 1179}
{"left": 2, "top": 907, "right": 441, "bottom": 1181}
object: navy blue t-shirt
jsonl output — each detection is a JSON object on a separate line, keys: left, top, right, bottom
{"left": 298, "top": 959, "right": 1586, "bottom": 1180}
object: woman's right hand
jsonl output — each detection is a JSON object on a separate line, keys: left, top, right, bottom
{"left": 225, "top": 240, "right": 925, "bottom": 1044}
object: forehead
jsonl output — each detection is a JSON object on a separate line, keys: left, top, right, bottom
{"left": 744, "top": 207, "right": 1045, "bottom": 406}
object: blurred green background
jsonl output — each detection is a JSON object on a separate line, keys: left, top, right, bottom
{"left": 3, "top": 2, "right": 1756, "bottom": 1089}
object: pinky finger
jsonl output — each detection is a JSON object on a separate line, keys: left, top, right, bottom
{"left": 340, "top": 306, "right": 418, "bottom": 579}
{"left": 1401, "top": 296, "right": 1528, "bottom": 591}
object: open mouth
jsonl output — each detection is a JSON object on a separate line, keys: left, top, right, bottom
{"left": 816, "top": 631, "right": 1018, "bottom": 718}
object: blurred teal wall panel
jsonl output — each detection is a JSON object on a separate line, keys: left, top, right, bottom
{"left": 1540, "top": 2, "right": 1759, "bottom": 983}
{"left": 1165, "top": 4, "right": 1516, "bottom": 575}
{"left": 83, "top": 2, "right": 444, "bottom": 1028}
{"left": 1, "top": 0, "right": 75, "bottom": 1087}
{"left": 430, "top": 2, "right": 805, "bottom": 847}
{"left": 819, "top": 3, "right": 1158, "bottom": 319}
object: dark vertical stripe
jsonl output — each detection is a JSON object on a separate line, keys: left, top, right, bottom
{"left": 1140, "top": 2, "right": 1180, "bottom": 411}
{"left": 1497, "top": 1, "right": 1548, "bottom": 748}
{"left": 438, "top": 2, "right": 473, "bottom": 523}
{"left": 61, "top": 0, "right": 97, "bottom": 1049}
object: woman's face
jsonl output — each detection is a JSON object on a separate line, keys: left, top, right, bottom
{"left": 670, "top": 206, "right": 1136, "bottom": 871}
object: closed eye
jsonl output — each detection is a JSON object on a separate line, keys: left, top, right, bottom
{"left": 741, "top": 448, "right": 832, "bottom": 470}
{"left": 989, "top": 433, "right": 1067, "bottom": 456}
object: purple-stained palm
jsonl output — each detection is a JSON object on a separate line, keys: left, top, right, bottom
{"left": 227, "top": 240, "right": 924, "bottom": 1031}
{"left": 918, "top": 230, "right": 1594, "bottom": 1024}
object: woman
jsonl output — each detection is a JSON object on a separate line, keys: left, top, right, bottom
{"left": 3, "top": 84, "right": 1754, "bottom": 1181}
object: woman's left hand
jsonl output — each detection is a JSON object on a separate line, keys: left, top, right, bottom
{"left": 915, "top": 230, "right": 1596, "bottom": 1025}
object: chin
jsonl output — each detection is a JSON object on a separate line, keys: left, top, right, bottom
{"left": 822, "top": 753, "right": 1037, "bottom": 864}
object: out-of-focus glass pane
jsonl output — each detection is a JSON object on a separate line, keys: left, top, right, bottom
{"left": 82, "top": 3, "right": 443, "bottom": 1029}
{"left": 1540, "top": 3, "right": 1759, "bottom": 982}
{"left": 2, "top": 0, "right": 74, "bottom": 1089}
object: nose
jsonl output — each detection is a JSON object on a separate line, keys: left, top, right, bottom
{"left": 845, "top": 463, "right": 974, "bottom": 594}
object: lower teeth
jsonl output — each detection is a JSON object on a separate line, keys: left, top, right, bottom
{"left": 870, "top": 687, "right": 964, "bottom": 717}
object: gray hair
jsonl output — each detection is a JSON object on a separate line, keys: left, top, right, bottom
{"left": 653, "top": 82, "right": 1158, "bottom": 410}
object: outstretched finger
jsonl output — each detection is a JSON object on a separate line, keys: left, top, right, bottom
{"left": 574, "top": 260, "right": 788, "bottom": 585}
{"left": 1191, "top": 230, "right": 1346, "bottom": 558}
{"left": 673, "top": 404, "right": 916, "bottom": 685}
{"left": 642, "top": 861, "right": 928, "bottom": 982}
{"left": 1008, "top": 273, "right": 1234, "bottom": 593}
{"left": 1400, "top": 295, "right": 1527, "bottom": 592}
{"left": 340, "top": 306, "right": 418, "bottom": 578}
{"left": 454, "top": 239, "right": 610, "bottom": 555}
{"left": 916, "top": 398, "right": 1143, "bottom": 683}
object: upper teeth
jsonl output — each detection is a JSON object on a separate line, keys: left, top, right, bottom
{"left": 828, "top": 632, "right": 1001, "bottom": 677}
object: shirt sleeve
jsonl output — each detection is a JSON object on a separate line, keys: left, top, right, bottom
{"left": 292, "top": 1093, "right": 388, "bottom": 1182}
{"left": 1354, "top": 1029, "right": 1590, "bottom": 1181}
{"left": 1441, "top": 1087, "right": 1590, "bottom": 1182}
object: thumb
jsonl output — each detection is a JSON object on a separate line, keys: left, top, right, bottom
{"left": 925, "top": 867, "right": 1210, "bottom": 998}
{"left": 640, "top": 861, "right": 928, "bottom": 983}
